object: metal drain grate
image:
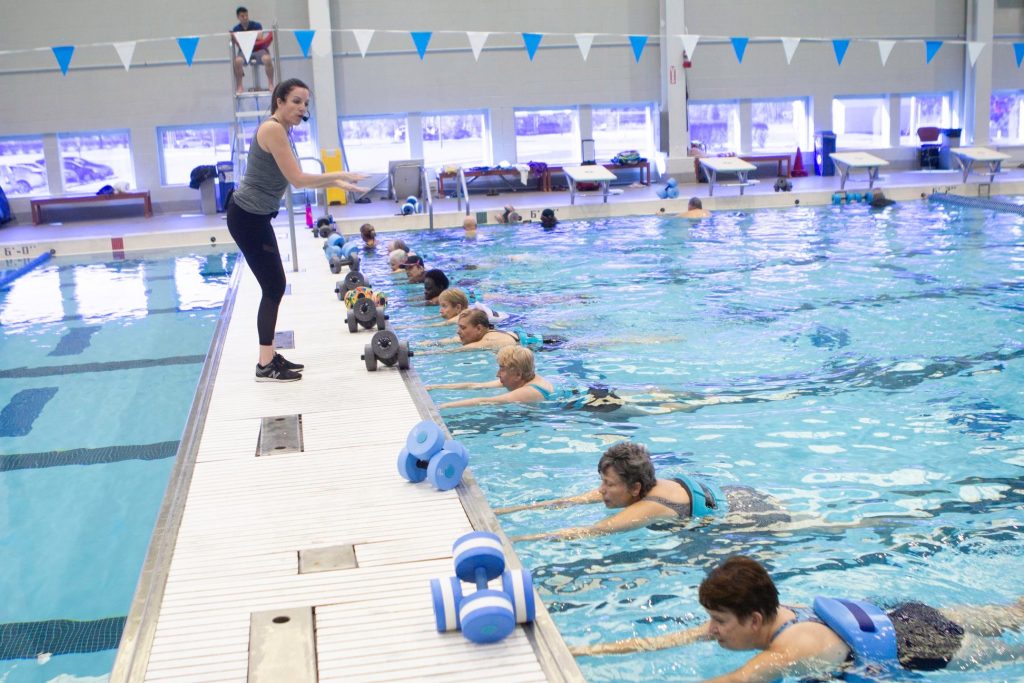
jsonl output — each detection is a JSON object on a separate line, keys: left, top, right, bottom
{"left": 248, "top": 607, "right": 317, "bottom": 682}
{"left": 298, "top": 545, "right": 357, "bottom": 573}
{"left": 257, "top": 415, "right": 303, "bottom": 456}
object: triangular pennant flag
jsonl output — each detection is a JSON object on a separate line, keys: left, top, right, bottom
{"left": 680, "top": 34, "right": 700, "bottom": 61}
{"left": 730, "top": 37, "right": 748, "bottom": 63}
{"left": 832, "top": 39, "right": 850, "bottom": 65}
{"left": 51, "top": 45, "right": 74, "bottom": 75}
{"left": 352, "top": 29, "right": 374, "bottom": 58}
{"left": 112, "top": 41, "right": 135, "bottom": 71}
{"left": 294, "top": 29, "right": 315, "bottom": 58}
{"left": 522, "top": 33, "right": 542, "bottom": 61}
{"left": 177, "top": 36, "right": 199, "bottom": 66}
{"left": 628, "top": 35, "right": 648, "bottom": 63}
{"left": 410, "top": 31, "right": 432, "bottom": 59}
{"left": 925, "top": 40, "right": 943, "bottom": 64}
{"left": 1015, "top": 43, "right": 1024, "bottom": 68}
{"left": 575, "top": 33, "right": 595, "bottom": 61}
{"left": 967, "top": 41, "right": 985, "bottom": 67}
{"left": 877, "top": 40, "right": 895, "bottom": 66}
{"left": 780, "top": 37, "right": 800, "bottom": 64}
{"left": 466, "top": 31, "right": 489, "bottom": 61}
{"left": 234, "top": 30, "right": 258, "bottom": 63}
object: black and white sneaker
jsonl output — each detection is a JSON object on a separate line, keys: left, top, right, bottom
{"left": 273, "top": 353, "right": 304, "bottom": 372}
{"left": 255, "top": 356, "right": 302, "bottom": 382}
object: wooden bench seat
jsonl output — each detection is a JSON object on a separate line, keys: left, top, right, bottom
{"left": 31, "top": 191, "right": 153, "bottom": 225}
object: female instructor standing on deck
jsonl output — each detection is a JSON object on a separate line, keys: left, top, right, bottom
{"left": 227, "top": 78, "right": 366, "bottom": 382}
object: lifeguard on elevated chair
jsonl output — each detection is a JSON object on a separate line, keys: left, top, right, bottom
{"left": 231, "top": 6, "right": 274, "bottom": 93}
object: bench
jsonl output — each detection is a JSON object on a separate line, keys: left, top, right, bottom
{"left": 31, "top": 191, "right": 153, "bottom": 225}
{"left": 738, "top": 154, "right": 791, "bottom": 178}
{"left": 437, "top": 168, "right": 540, "bottom": 196}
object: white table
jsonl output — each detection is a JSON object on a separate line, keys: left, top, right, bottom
{"left": 829, "top": 152, "right": 889, "bottom": 190}
{"left": 697, "top": 157, "right": 758, "bottom": 196}
{"left": 950, "top": 146, "right": 1011, "bottom": 183}
{"left": 563, "top": 165, "right": 618, "bottom": 204}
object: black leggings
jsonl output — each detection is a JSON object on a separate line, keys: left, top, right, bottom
{"left": 227, "top": 200, "right": 286, "bottom": 346}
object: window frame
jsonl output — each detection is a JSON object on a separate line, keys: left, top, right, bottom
{"left": 686, "top": 100, "right": 741, "bottom": 154}
{"left": 420, "top": 109, "right": 492, "bottom": 169}
{"left": 156, "top": 123, "right": 232, "bottom": 187}
{"left": 514, "top": 106, "right": 581, "bottom": 164}
{"left": 591, "top": 102, "right": 658, "bottom": 164}
{"left": 338, "top": 113, "right": 411, "bottom": 173}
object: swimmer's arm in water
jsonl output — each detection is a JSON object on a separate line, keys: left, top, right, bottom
{"left": 512, "top": 501, "right": 675, "bottom": 541}
{"left": 493, "top": 488, "right": 602, "bottom": 515}
{"left": 570, "top": 622, "right": 711, "bottom": 656}
{"left": 425, "top": 379, "right": 502, "bottom": 391}
{"left": 439, "top": 384, "right": 544, "bottom": 409}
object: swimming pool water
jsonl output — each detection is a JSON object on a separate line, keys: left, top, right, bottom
{"left": 0, "top": 248, "right": 233, "bottom": 682}
{"left": 366, "top": 200, "right": 1024, "bottom": 681}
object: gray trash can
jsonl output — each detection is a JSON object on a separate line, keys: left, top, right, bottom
{"left": 199, "top": 177, "right": 217, "bottom": 215}
{"left": 938, "top": 128, "right": 962, "bottom": 170}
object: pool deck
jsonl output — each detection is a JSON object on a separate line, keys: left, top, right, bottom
{"left": 109, "top": 221, "right": 580, "bottom": 681}
{"left": 2, "top": 164, "right": 1023, "bottom": 681}
{"left": 3, "top": 163, "right": 1024, "bottom": 256}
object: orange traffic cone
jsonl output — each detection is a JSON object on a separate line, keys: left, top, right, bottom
{"left": 791, "top": 148, "right": 808, "bottom": 177}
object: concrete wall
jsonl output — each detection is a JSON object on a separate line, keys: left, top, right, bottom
{"left": 0, "top": 0, "right": 1020, "bottom": 210}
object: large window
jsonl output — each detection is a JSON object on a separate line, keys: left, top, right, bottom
{"left": 422, "top": 111, "right": 490, "bottom": 168}
{"left": 340, "top": 115, "right": 410, "bottom": 173}
{"left": 687, "top": 101, "right": 739, "bottom": 153}
{"left": 991, "top": 91, "right": 1024, "bottom": 145}
{"left": 592, "top": 104, "right": 656, "bottom": 163}
{"left": 752, "top": 99, "right": 808, "bottom": 152}
{"left": 0, "top": 135, "right": 48, "bottom": 198}
{"left": 158, "top": 125, "right": 231, "bottom": 186}
{"left": 832, "top": 96, "right": 889, "bottom": 149}
{"left": 57, "top": 129, "right": 136, "bottom": 191}
{"left": 515, "top": 107, "right": 579, "bottom": 164}
{"left": 899, "top": 93, "right": 952, "bottom": 146}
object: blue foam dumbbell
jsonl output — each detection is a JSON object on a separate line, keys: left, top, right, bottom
{"left": 429, "top": 532, "right": 535, "bottom": 643}
{"left": 396, "top": 421, "right": 468, "bottom": 491}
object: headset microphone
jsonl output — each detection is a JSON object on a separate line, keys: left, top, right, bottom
{"left": 301, "top": 113, "right": 310, "bottom": 122}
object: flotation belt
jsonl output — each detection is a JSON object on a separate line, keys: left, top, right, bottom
{"left": 813, "top": 597, "right": 900, "bottom": 680}
{"left": 675, "top": 474, "right": 727, "bottom": 517}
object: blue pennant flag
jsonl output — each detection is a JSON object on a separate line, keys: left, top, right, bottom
{"left": 522, "top": 33, "right": 542, "bottom": 61}
{"left": 51, "top": 45, "right": 74, "bottom": 75}
{"left": 832, "top": 39, "right": 850, "bottom": 65}
{"left": 628, "top": 35, "right": 648, "bottom": 63}
{"left": 730, "top": 37, "right": 748, "bottom": 63}
{"left": 177, "top": 36, "right": 199, "bottom": 66}
{"left": 925, "top": 40, "right": 943, "bottom": 64}
{"left": 411, "top": 31, "right": 432, "bottom": 59}
{"left": 1015, "top": 43, "right": 1024, "bottom": 68}
{"left": 294, "top": 30, "right": 315, "bottom": 58}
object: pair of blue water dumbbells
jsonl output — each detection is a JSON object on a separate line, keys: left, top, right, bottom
{"left": 397, "top": 421, "right": 468, "bottom": 491}
{"left": 323, "top": 232, "right": 361, "bottom": 274}
{"left": 430, "top": 531, "right": 536, "bottom": 643}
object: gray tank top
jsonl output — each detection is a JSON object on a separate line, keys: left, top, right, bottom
{"left": 231, "top": 132, "right": 289, "bottom": 215}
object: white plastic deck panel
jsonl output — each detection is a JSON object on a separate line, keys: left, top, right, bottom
{"left": 140, "top": 224, "right": 570, "bottom": 682}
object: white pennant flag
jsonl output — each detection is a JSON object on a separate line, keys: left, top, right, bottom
{"left": 877, "top": 40, "right": 896, "bottom": 66}
{"left": 967, "top": 41, "right": 985, "bottom": 67}
{"left": 234, "top": 30, "right": 258, "bottom": 62}
{"left": 780, "top": 37, "right": 800, "bottom": 64}
{"left": 113, "top": 41, "right": 136, "bottom": 71}
{"left": 680, "top": 34, "right": 700, "bottom": 61}
{"left": 466, "top": 31, "right": 489, "bottom": 61}
{"left": 352, "top": 29, "right": 374, "bottom": 58}
{"left": 575, "top": 33, "right": 595, "bottom": 61}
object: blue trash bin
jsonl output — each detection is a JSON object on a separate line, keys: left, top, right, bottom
{"left": 814, "top": 131, "right": 836, "bottom": 176}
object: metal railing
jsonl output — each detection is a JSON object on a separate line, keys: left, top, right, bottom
{"left": 456, "top": 167, "right": 471, "bottom": 215}
{"left": 421, "top": 166, "right": 434, "bottom": 229}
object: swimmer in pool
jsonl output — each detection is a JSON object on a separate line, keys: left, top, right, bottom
{"left": 571, "top": 555, "right": 1024, "bottom": 682}
{"left": 420, "top": 309, "right": 564, "bottom": 353}
{"left": 678, "top": 196, "right": 711, "bottom": 219}
{"left": 495, "top": 441, "right": 788, "bottom": 541}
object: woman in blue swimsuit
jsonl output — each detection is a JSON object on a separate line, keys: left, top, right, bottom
{"left": 496, "top": 442, "right": 788, "bottom": 540}
{"left": 424, "top": 345, "right": 558, "bottom": 408}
